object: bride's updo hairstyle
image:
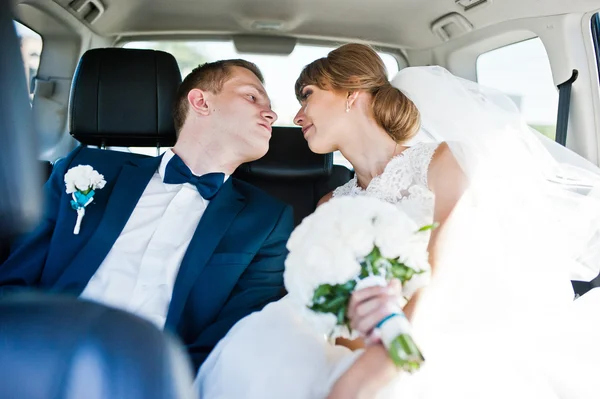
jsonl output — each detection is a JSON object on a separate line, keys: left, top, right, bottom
{"left": 295, "top": 43, "right": 420, "bottom": 143}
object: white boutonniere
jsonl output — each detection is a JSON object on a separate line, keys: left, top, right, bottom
{"left": 64, "top": 165, "right": 106, "bottom": 235}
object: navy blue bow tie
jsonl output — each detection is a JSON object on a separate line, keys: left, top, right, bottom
{"left": 163, "top": 154, "right": 225, "bottom": 200}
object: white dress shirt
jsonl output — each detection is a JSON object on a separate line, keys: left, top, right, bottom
{"left": 80, "top": 150, "right": 226, "bottom": 329}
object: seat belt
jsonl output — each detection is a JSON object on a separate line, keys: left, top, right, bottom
{"left": 555, "top": 70, "right": 578, "bottom": 146}
{"left": 558, "top": 71, "right": 583, "bottom": 298}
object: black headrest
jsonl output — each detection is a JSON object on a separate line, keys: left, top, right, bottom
{"left": 69, "top": 48, "right": 182, "bottom": 147}
{"left": 0, "top": 294, "right": 196, "bottom": 399}
{"left": 236, "top": 127, "right": 332, "bottom": 179}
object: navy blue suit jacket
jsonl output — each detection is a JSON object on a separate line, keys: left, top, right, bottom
{"left": 0, "top": 146, "right": 294, "bottom": 372}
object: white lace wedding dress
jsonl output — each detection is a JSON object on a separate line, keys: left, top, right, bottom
{"left": 332, "top": 143, "right": 438, "bottom": 228}
{"left": 195, "top": 141, "right": 600, "bottom": 399}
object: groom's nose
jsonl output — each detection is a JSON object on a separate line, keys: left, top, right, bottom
{"left": 261, "top": 108, "right": 278, "bottom": 125}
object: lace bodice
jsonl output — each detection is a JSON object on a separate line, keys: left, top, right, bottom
{"left": 333, "top": 142, "right": 440, "bottom": 226}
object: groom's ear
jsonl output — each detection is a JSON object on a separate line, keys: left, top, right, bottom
{"left": 187, "top": 88, "right": 211, "bottom": 116}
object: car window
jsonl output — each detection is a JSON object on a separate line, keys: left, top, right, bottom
{"left": 124, "top": 40, "right": 399, "bottom": 167}
{"left": 125, "top": 40, "right": 399, "bottom": 127}
{"left": 14, "top": 21, "right": 43, "bottom": 100}
{"left": 476, "top": 37, "right": 558, "bottom": 140}
{"left": 592, "top": 13, "right": 600, "bottom": 85}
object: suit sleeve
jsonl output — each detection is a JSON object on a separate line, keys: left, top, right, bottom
{"left": 187, "top": 204, "right": 294, "bottom": 372}
{"left": 0, "top": 147, "right": 81, "bottom": 296}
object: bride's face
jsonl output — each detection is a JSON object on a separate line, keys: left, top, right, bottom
{"left": 293, "top": 85, "right": 348, "bottom": 154}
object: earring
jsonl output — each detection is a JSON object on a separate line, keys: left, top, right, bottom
{"left": 345, "top": 102, "right": 350, "bottom": 113}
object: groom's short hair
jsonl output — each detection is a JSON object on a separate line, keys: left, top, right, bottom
{"left": 173, "top": 59, "right": 264, "bottom": 134}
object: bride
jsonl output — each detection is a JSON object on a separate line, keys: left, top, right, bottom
{"left": 195, "top": 44, "right": 600, "bottom": 398}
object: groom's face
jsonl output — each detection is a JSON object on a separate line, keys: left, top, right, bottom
{"left": 205, "top": 66, "right": 277, "bottom": 162}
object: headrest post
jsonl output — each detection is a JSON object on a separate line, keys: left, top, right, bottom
{"left": 100, "top": 139, "right": 106, "bottom": 150}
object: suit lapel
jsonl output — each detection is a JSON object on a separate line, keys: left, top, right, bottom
{"left": 53, "top": 155, "right": 163, "bottom": 293}
{"left": 165, "top": 179, "right": 246, "bottom": 329}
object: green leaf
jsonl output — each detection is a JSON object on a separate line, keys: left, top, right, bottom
{"left": 327, "top": 295, "right": 348, "bottom": 310}
{"left": 337, "top": 306, "right": 346, "bottom": 325}
{"left": 417, "top": 222, "right": 439, "bottom": 233}
{"left": 365, "top": 247, "right": 380, "bottom": 264}
{"left": 342, "top": 280, "right": 357, "bottom": 291}
{"left": 313, "top": 284, "right": 332, "bottom": 299}
{"left": 358, "top": 266, "right": 370, "bottom": 279}
{"left": 392, "top": 266, "right": 408, "bottom": 280}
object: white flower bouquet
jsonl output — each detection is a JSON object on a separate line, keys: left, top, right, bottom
{"left": 284, "top": 196, "right": 433, "bottom": 372}
{"left": 64, "top": 165, "right": 106, "bottom": 234}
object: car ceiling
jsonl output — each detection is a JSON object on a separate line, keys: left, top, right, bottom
{"left": 32, "top": 0, "right": 600, "bottom": 49}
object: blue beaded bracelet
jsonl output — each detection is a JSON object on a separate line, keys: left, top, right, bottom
{"left": 376, "top": 312, "right": 403, "bottom": 329}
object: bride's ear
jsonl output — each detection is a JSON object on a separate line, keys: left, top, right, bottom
{"left": 346, "top": 91, "right": 360, "bottom": 109}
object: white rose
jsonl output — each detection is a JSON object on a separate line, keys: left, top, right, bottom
{"left": 402, "top": 271, "right": 431, "bottom": 299}
{"left": 65, "top": 180, "right": 76, "bottom": 194}
{"left": 286, "top": 217, "right": 312, "bottom": 251}
{"left": 331, "top": 253, "right": 362, "bottom": 285}
{"left": 74, "top": 176, "right": 92, "bottom": 192}
{"left": 305, "top": 309, "right": 338, "bottom": 336}
{"left": 91, "top": 171, "right": 106, "bottom": 189}
{"left": 304, "top": 243, "right": 337, "bottom": 272}
{"left": 284, "top": 258, "right": 317, "bottom": 305}
{"left": 397, "top": 237, "right": 431, "bottom": 272}
{"left": 374, "top": 206, "right": 421, "bottom": 258}
{"left": 340, "top": 224, "right": 375, "bottom": 258}
{"left": 330, "top": 324, "right": 360, "bottom": 340}
{"left": 375, "top": 224, "right": 413, "bottom": 259}
{"left": 64, "top": 165, "right": 88, "bottom": 193}
{"left": 64, "top": 165, "right": 106, "bottom": 193}
{"left": 305, "top": 239, "right": 360, "bottom": 285}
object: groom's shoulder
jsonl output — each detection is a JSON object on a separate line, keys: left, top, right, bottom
{"left": 70, "top": 146, "right": 151, "bottom": 166}
{"left": 54, "top": 146, "right": 153, "bottom": 175}
{"left": 231, "top": 178, "right": 289, "bottom": 213}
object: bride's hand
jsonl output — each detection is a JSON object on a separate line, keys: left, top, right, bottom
{"left": 347, "top": 279, "right": 403, "bottom": 345}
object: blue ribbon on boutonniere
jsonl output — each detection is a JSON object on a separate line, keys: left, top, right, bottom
{"left": 70, "top": 190, "right": 96, "bottom": 210}
{"left": 70, "top": 189, "right": 96, "bottom": 235}
{"left": 64, "top": 165, "right": 106, "bottom": 235}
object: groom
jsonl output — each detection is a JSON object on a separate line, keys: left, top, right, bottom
{"left": 0, "top": 55, "right": 293, "bottom": 372}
